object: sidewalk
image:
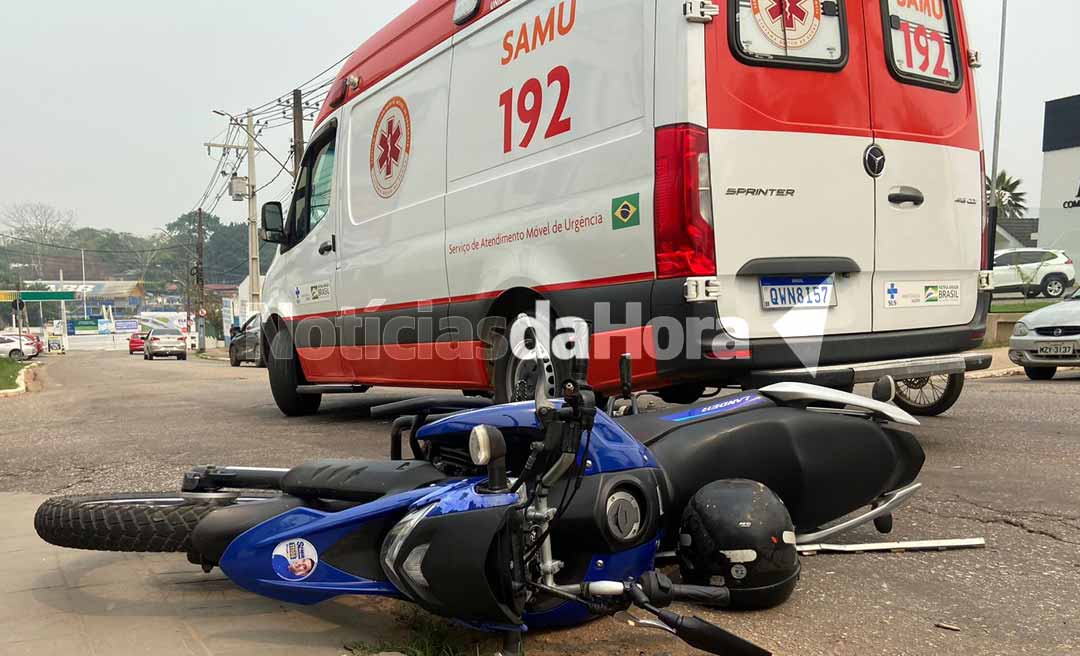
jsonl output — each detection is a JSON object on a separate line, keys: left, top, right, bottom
{"left": 968, "top": 345, "right": 1022, "bottom": 379}
{"left": 1, "top": 493, "right": 399, "bottom": 656}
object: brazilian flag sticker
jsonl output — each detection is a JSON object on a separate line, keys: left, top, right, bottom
{"left": 611, "top": 193, "right": 640, "bottom": 230}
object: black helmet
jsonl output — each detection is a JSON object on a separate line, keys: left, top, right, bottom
{"left": 677, "top": 479, "right": 800, "bottom": 610}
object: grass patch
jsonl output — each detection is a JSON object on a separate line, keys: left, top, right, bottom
{"left": 991, "top": 300, "right": 1057, "bottom": 314}
{"left": 0, "top": 358, "right": 26, "bottom": 391}
{"left": 345, "top": 609, "right": 496, "bottom": 656}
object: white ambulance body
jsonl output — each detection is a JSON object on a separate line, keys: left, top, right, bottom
{"left": 259, "top": 0, "right": 991, "bottom": 411}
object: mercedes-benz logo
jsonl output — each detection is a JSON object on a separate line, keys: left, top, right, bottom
{"left": 1054, "top": 328, "right": 1064, "bottom": 337}
{"left": 864, "top": 144, "right": 886, "bottom": 178}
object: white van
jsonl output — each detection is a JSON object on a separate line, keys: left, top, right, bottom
{"left": 258, "top": 0, "right": 992, "bottom": 417}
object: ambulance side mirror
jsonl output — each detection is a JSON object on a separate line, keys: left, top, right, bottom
{"left": 260, "top": 202, "right": 286, "bottom": 244}
{"left": 453, "top": 0, "right": 480, "bottom": 25}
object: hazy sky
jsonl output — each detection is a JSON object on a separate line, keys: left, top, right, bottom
{"left": 0, "top": 0, "right": 1076, "bottom": 235}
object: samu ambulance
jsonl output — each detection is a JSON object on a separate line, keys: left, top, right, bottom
{"left": 257, "top": 0, "right": 992, "bottom": 417}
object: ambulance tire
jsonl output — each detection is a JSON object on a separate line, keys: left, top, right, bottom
{"left": 491, "top": 316, "right": 569, "bottom": 405}
{"left": 268, "top": 329, "right": 322, "bottom": 417}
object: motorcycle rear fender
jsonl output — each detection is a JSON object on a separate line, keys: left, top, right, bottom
{"left": 647, "top": 406, "right": 924, "bottom": 534}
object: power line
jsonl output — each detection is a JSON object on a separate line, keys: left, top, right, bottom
{"left": 234, "top": 50, "right": 352, "bottom": 118}
{"left": 0, "top": 233, "right": 194, "bottom": 255}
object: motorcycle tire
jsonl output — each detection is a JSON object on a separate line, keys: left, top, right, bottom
{"left": 34, "top": 493, "right": 259, "bottom": 553}
{"left": 893, "top": 373, "right": 965, "bottom": 417}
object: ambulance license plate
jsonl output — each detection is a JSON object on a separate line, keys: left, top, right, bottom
{"left": 759, "top": 275, "right": 838, "bottom": 310}
{"left": 1037, "top": 343, "right": 1074, "bottom": 356}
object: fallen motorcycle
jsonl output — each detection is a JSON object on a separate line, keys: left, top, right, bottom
{"left": 35, "top": 351, "right": 924, "bottom": 656}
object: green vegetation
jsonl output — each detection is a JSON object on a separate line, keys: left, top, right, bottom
{"left": 990, "top": 300, "right": 1057, "bottom": 315}
{"left": 345, "top": 609, "right": 494, "bottom": 656}
{"left": 1, "top": 203, "right": 276, "bottom": 290}
{"left": 0, "top": 358, "right": 26, "bottom": 391}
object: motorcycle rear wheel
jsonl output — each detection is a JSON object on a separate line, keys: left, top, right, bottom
{"left": 34, "top": 492, "right": 268, "bottom": 553}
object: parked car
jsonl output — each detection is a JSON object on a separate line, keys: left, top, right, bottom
{"left": 144, "top": 328, "right": 188, "bottom": 361}
{"left": 1009, "top": 287, "right": 1080, "bottom": 379}
{"left": 255, "top": 0, "right": 991, "bottom": 418}
{"left": 0, "top": 335, "right": 38, "bottom": 360}
{"left": 992, "top": 248, "right": 1075, "bottom": 298}
{"left": 229, "top": 315, "right": 264, "bottom": 367}
{"left": 2, "top": 332, "right": 43, "bottom": 355}
{"left": 128, "top": 332, "right": 149, "bottom": 354}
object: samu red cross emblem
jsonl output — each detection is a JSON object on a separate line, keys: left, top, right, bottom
{"left": 767, "top": 0, "right": 808, "bottom": 29}
{"left": 369, "top": 96, "right": 412, "bottom": 199}
{"left": 377, "top": 118, "right": 402, "bottom": 178}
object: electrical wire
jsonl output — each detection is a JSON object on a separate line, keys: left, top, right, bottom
{"left": 0, "top": 233, "right": 193, "bottom": 255}
{"left": 235, "top": 50, "right": 352, "bottom": 118}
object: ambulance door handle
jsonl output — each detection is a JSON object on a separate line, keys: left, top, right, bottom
{"left": 319, "top": 235, "right": 336, "bottom": 255}
{"left": 888, "top": 187, "right": 924, "bottom": 207}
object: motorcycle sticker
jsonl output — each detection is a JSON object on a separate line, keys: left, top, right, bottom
{"left": 272, "top": 538, "right": 319, "bottom": 581}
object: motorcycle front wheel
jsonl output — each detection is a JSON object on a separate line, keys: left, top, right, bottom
{"left": 34, "top": 492, "right": 271, "bottom": 553}
{"left": 893, "top": 373, "right": 965, "bottom": 417}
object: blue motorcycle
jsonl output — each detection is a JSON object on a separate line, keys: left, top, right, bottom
{"left": 36, "top": 355, "right": 923, "bottom": 656}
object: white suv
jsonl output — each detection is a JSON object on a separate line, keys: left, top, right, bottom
{"left": 992, "top": 248, "right": 1075, "bottom": 298}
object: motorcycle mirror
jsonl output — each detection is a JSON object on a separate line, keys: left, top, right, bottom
{"left": 470, "top": 425, "right": 509, "bottom": 491}
{"left": 658, "top": 611, "right": 771, "bottom": 656}
{"left": 619, "top": 353, "right": 633, "bottom": 399}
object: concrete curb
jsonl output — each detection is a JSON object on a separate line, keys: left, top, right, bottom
{"left": 0, "top": 362, "right": 38, "bottom": 397}
{"left": 969, "top": 366, "right": 1025, "bottom": 380}
{"left": 197, "top": 353, "right": 230, "bottom": 362}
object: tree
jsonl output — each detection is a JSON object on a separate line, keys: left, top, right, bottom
{"left": 986, "top": 171, "right": 1028, "bottom": 221}
{"left": 2, "top": 203, "right": 77, "bottom": 278}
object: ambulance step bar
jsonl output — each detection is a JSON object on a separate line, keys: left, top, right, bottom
{"left": 297, "top": 384, "right": 371, "bottom": 395}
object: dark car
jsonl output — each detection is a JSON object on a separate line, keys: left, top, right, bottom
{"left": 229, "top": 315, "right": 264, "bottom": 367}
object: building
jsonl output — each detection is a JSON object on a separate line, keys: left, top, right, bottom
{"left": 29, "top": 280, "right": 146, "bottom": 317}
{"left": 996, "top": 216, "right": 1039, "bottom": 250}
{"left": 1038, "top": 94, "right": 1080, "bottom": 258}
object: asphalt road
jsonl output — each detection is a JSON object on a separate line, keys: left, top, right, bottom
{"left": 3, "top": 352, "right": 1078, "bottom": 655}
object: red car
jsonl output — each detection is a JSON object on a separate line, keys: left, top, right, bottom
{"left": 128, "top": 332, "right": 149, "bottom": 354}
{"left": 5, "top": 332, "right": 44, "bottom": 354}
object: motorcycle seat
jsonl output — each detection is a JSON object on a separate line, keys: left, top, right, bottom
{"left": 279, "top": 458, "right": 446, "bottom": 502}
{"left": 613, "top": 393, "right": 778, "bottom": 445}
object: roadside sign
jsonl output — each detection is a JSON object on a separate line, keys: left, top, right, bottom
{"left": 0, "top": 291, "right": 78, "bottom": 302}
{"left": 11, "top": 299, "right": 26, "bottom": 312}
{"left": 198, "top": 308, "right": 208, "bottom": 318}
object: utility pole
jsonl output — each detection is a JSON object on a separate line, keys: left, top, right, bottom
{"left": 245, "top": 110, "right": 261, "bottom": 313}
{"left": 292, "top": 89, "right": 306, "bottom": 180}
{"left": 196, "top": 208, "right": 206, "bottom": 353}
{"left": 59, "top": 269, "right": 69, "bottom": 351}
{"left": 204, "top": 114, "right": 267, "bottom": 316}
{"left": 80, "top": 248, "right": 88, "bottom": 319}
{"left": 987, "top": 0, "right": 1009, "bottom": 260}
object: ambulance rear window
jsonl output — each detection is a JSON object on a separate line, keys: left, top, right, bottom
{"left": 881, "top": 0, "right": 962, "bottom": 91}
{"left": 730, "top": 0, "right": 847, "bottom": 70}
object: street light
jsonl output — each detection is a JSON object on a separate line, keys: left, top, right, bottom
{"left": 987, "top": 0, "right": 1009, "bottom": 258}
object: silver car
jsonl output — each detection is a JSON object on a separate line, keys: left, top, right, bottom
{"left": 144, "top": 328, "right": 188, "bottom": 361}
{"left": 1009, "top": 288, "right": 1080, "bottom": 379}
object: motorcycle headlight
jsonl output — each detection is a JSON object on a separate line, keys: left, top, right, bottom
{"left": 1013, "top": 322, "right": 1030, "bottom": 337}
{"left": 381, "top": 503, "right": 436, "bottom": 599}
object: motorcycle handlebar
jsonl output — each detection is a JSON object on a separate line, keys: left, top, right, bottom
{"left": 659, "top": 611, "right": 772, "bottom": 656}
{"left": 670, "top": 584, "right": 731, "bottom": 609}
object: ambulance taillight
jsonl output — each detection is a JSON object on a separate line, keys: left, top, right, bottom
{"left": 654, "top": 124, "right": 717, "bottom": 279}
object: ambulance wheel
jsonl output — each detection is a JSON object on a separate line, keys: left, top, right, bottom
{"left": 268, "top": 329, "right": 322, "bottom": 417}
{"left": 492, "top": 316, "right": 566, "bottom": 405}
{"left": 893, "top": 373, "right": 965, "bottom": 417}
